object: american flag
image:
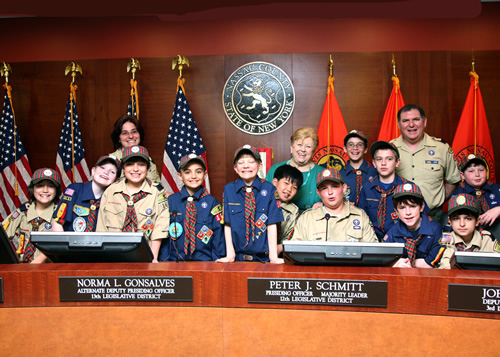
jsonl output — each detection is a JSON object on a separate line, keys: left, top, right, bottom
{"left": 55, "top": 84, "right": 90, "bottom": 191}
{"left": 127, "top": 78, "right": 139, "bottom": 119}
{"left": 161, "top": 83, "right": 210, "bottom": 193}
{"left": 0, "top": 84, "right": 32, "bottom": 221}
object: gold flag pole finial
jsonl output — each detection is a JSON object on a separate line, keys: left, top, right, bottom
{"left": 471, "top": 54, "right": 476, "bottom": 73}
{"left": 329, "top": 55, "right": 333, "bottom": 77}
{"left": 1, "top": 62, "right": 12, "bottom": 83}
{"left": 65, "top": 62, "right": 83, "bottom": 83}
{"left": 127, "top": 58, "right": 141, "bottom": 80}
{"left": 172, "top": 55, "right": 190, "bottom": 78}
{"left": 392, "top": 54, "right": 397, "bottom": 77}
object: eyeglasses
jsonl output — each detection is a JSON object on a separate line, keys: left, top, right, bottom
{"left": 120, "top": 129, "right": 139, "bottom": 136}
{"left": 347, "top": 143, "right": 364, "bottom": 148}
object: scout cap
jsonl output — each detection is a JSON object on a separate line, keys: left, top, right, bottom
{"left": 393, "top": 182, "right": 423, "bottom": 200}
{"left": 122, "top": 145, "right": 149, "bottom": 164}
{"left": 447, "top": 193, "right": 479, "bottom": 216}
{"left": 369, "top": 140, "right": 400, "bottom": 159}
{"left": 344, "top": 130, "right": 368, "bottom": 146}
{"left": 459, "top": 153, "right": 487, "bottom": 172}
{"left": 178, "top": 153, "right": 206, "bottom": 172}
{"left": 316, "top": 168, "right": 344, "bottom": 188}
{"left": 94, "top": 154, "right": 121, "bottom": 170}
{"left": 31, "top": 168, "right": 61, "bottom": 188}
{"left": 234, "top": 144, "right": 261, "bottom": 164}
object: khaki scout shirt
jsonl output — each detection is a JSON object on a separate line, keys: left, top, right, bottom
{"left": 391, "top": 133, "right": 461, "bottom": 210}
{"left": 291, "top": 200, "right": 377, "bottom": 242}
{"left": 96, "top": 179, "right": 169, "bottom": 240}
{"left": 279, "top": 201, "right": 299, "bottom": 244}
{"left": 439, "top": 230, "right": 499, "bottom": 269}
{"left": 111, "top": 148, "right": 161, "bottom": 184}
{"left": 2, "top": 202, "right": 55, "bottom": 262}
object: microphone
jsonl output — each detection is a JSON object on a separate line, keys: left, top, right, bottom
{"left": 324, "top": 213, "right": 331, "bottom": 242}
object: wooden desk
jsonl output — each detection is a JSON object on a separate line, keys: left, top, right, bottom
{"left": 1, "top": 263, "right": 499, "bottom": 356}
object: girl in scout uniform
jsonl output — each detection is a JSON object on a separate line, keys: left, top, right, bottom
{"left": 96, "top": 145, "right": 170, "bottom": 262}
{"left": 2, "top": 168, "right": 62, "bottom": 263}
{"left": 52, "top": 154, "right": 120, "bottom": 232}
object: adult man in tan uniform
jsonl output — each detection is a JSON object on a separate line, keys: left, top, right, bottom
{"left": 390, "top": 104, "right": 460, "bottom": 223}
{"left": 291, "top": 168, "right": 377, "bottom": 242}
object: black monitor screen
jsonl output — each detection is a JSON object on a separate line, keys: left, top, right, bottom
{"left": 454, "top": 251, "right": 500, "bottom": 271}
{"left": 30, "top": 231, "right": 154, "bottom": 263}
{"left": 283, "top": 241, "right": 404, "bottom": 267}
{"left": 0, "top": 225, "right": 20, "bottom": 264}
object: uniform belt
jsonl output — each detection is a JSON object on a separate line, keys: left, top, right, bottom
{"left": 237, "top": 252, "right": 269, "bottom": 262}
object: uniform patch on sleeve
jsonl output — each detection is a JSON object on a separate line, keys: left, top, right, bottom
{"left": 12, "top": 210, "right": 20, "bottom": 219}
{"left": 383, "top": 234, "right": 389, "bottom": 242}
{"left": 211, "top": 204, "right": 222, "bottom": 215}
{"left": 64, "top": 188, "right": 75, "bottom": 196}
{"left": 55, "top": 203, "right": 68, "bottom": 221}
{"left": 157, "top": 193, "right": 168, "bottom": 204}
{"left": 494, "top": 241, "right": 500, "bottom": 253}
{"left": 439, "top": 233, "right": 453, "bottom": 246}
{"left": 390, "top": 211, "right": 398, "bottom": 220}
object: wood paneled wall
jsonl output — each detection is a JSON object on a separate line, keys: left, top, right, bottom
{"left": 7, "top": 50, "right": 500, "bottom": 201}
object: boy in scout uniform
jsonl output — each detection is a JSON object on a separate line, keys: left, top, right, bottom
{"left": 2, "top": 168, "right": 62, "bottom": 263}
{"left": 52, "top": 154, "right": 120, "bottom": 232}
{"left": 96, "top": 145, "right": 170, "bottom": 262}
{"left": 158, "top": 154, "right": 225, "bottom": 261}
{"left": 216, "top": 145, "right": 284, "bottom": 264}
{"left": 271, "top": 164, "right": 303, "bottom": 254}
{"left": 439, "top": 193, "right": 500, "bottom": 269}
{"left": 340, "top": 130, "right": 377, "bottom": 206}
{"left": 359, "top": 141, "right": 428, "bottom": 241}
{"left": 384, "top": 182, "right": 446, "bottom": 268}
{"left": 452, "top": 154, "right": 500, "bottom": 234}
{"left": 291, "top": 168, "right": 377, "bottom": 242}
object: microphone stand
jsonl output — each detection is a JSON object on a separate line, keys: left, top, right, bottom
{"left": 324, "top": 213, "right": 331, "bottom": 242}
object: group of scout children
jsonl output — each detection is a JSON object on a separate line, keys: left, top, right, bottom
{"left": 3, "top": 138, "right": 500, "bottom": 267}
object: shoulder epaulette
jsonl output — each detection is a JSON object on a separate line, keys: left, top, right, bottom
{"left": 149, "top": 157, "right": 156, "bottom": 164}
{"left": 154, "top": 182, "right": 164, "bottom": 191}
{"left": 19, "top": 203, "right": 29, "bottom": 212}
{"left": 479, "top": 229, "right": 492, "bottom": 239}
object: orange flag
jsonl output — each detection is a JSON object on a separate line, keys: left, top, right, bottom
{"left": 452, "top": 71, "right": 496, "bottom": 183}
{"left": 377, "top": 76, "right": 405, "bottom": 142}
{"left": 312, "top": 75, "right": 349, "bottom": 170}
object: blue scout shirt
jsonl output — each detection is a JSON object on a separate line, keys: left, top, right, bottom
{"left": 340, "top": 160, "right": 377, "bottom": 205}
{"left": 158, "top": 186, "right": 225, "bottom": 261}
{"left": 384, "top": 213, "right": 446, "bottom": 267}
{"left": 53, "top": 181, "right": 98, "bottom": 232}
{"left": 453, "top": 181, "right": 500, "bottom": 213}
{"left": 223, "top": 177, "right": 283, "bottom": 261}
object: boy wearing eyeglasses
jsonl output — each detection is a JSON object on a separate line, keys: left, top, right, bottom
{"left": 340, "top": 130, "right": 377, "bottom": 206}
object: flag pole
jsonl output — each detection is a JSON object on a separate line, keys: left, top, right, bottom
{"left": 1, "top": 62, "right": 19, "bottom": 196}
{"left": 470, "top": 55, "right": 478, "bottom": 155}
{"left": 127, "top": 58, "right": 141, "bottom": 120}
{"left": 64, "top": 62, "right": 82, "bottom": 183}
{"left": 327, "top": 55, "right": 333, "bottom": 158}
{"left": 172, "top": 55, "right": 190, "bottom": 93}
{"left": 392, "top": 54, "right": 400, "bottom": 138}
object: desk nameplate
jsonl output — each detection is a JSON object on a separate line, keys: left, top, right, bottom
{"left": 449, "top": 283, "right": 500, "bottom": 314}
{"left": 248, "top": 278, "right": 387, "bottom": 307}
{"left": 59, "top": 276, "right": 193, "bottom": 302}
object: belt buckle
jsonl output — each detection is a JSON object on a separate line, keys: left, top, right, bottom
{"left": 243, "top": 254, "right": 254, "bottom": 261}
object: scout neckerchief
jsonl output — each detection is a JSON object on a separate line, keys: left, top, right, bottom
{"left": 353, "top": 169, "right": 362, "bottom": 205}
{"left": 24, "top": 217, "right": 44, "bottom": 263}
{"left": 184, "top": 187, "right": 209, "bottom": 255}
{"left": 374, "top": 178, "right": 406, "bottom": 233}
{"left": 244, "top": 186, "right": 256, "bottom": 246}
{"left": 405, "top": 233, "right": 423, "bottom": 264}
{"left": 121, "top": 191, "right": 148, "bottom": 232}
{"left": 85, "top": 199, "right": 99, "bottom": 232}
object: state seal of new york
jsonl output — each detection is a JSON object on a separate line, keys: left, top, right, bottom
{"left": 222, "top": 62, "right": 295, "bottom": 135}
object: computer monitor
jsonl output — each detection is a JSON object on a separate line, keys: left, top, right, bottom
{"left": 0, "top": 225, "right": 20, "bottom": 264}
{"left": 454, "top": 251, "right": 500, "bottom": 271}
{"left": 30, "top": 231, "right": 154, "bottom": 263}
{"left": 283, "top": 241, "right": 405, "bottom": 266}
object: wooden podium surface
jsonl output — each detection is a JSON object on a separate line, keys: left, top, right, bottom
{"left": 1, "top": 263, "right": 500, "bottom": 356}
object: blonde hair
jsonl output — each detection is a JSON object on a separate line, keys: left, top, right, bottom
{"left": 290, "top": 127, "right": 319, "bottom": 150}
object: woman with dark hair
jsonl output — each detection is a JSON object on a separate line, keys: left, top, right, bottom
{"left": 110, "top": 115, "right": 160, "bottom": 183}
